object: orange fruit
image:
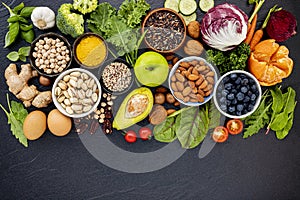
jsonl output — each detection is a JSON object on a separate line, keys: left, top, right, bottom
{"left": 248, "top": 39, "right": 293, "bottom": 86}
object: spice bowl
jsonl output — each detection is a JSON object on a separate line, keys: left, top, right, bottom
{"left": 99, "top": 58, "right": 134, "bottom": 96}
{"left": 73, "top": 32, "right": 108, "bottom": 69}
{"left": 29, "top": 32, "right": 73, "bottom": 78}
{"left": 52, "top": 68, "right": 102, "bottom": 118}
{"left": 213, "top": 70, "right": 262, "bottom": 119}
{"left": 142, "top": 8, "right": 186, "bottom": 53}
{"left": 168, "top": 56, "right": 218, "bottom": 106}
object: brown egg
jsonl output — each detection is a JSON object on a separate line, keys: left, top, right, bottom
{"left": 23, "top": 110, "right": 47, "bottom": 140}
{"left": 47, "top": 109, "right": 72, "bottom": 136}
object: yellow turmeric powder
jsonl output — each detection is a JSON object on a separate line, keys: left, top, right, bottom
{"left": 76, "top": 35, "right": 107, "bottom": 67}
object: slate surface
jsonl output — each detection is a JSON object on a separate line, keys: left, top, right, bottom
{"left": 0, "top": 0, "right": 300, "bottom": 200}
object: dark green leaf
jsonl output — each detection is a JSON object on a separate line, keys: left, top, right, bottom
{"left": 20, "top": 24, "right": 33, "bottom": 32}
{"left": 7, "top": 15, "right": 20, "bottom": 23}
{"left": 20, "top": 7, "right": 35, "bottom": 18}
{"left": 4, "top": 22, "right": 20, "bottom": 48}
{"left": 153, "top": 117, "right": 177, "bottom": 143}
{"left": 13, "top": 2, "right": 25, "bottom": 14}
{"left": 21, "top": 29, "right": 34, "bottom": 43}
{"left": 18, "top": 46, "right": 30, "bottom": 56}
{"left": 176, "top": 106, "right": 209, "bottom": 149}
{"left": 276, "top": 106, "right": 295, "bottom": 140}
{"left": 6, "top": 51, "right": 19, "bottom": 61}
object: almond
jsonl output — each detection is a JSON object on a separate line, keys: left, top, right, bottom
{"left": 188, "top": 81, "right": 195, "bottom": 89}
{"left": 196, "top": 94, "right": 204, "bottom": 102}
{"left": 175, "top": 81, "right": 184, "bottom": 91}
{"left": 183, "top": 96, "right": 190, "bottom": 102}
{"left": 206, "top": 76, "right": 215, "bottom": 84}
{"left": 182, "top": 87, "right": 192, "bottom": 96}
{"left": 199, "top": 80, "right": 208, "bottom": 89}
{"left": 175, "top": 73, "right": 185, "bottom": 82}
{"left": 171, "top": 82, "right": 178, "bottom": 92}
{"left": 179, "top": 61, "right": 190, "bottom": 68}
{"left": 197, "top": 88, "right": 205, "bottom": 96}
{"left": 195, "top": 75, "right": 204, "bottom": 86}
{"left": 172, "top": 57, "right": 179, "bottom": 65}
{"left": 171, "top": 75, "right": 176, "bottom": 82}
{"left": 206, "top": 71, "right": 215, "bottom": 77}
{"left": 203, "top": 83, "right": 213, "bottom": 92}
{"left": 188, "top": 74, "right": 199, "bottom": 81}
{"left": 174, "top": 92, "right": 184, "bottom": 100}
{"left": 192, "top": 68, "right": 199, "bottom": 76}
{"left": 167, "top": 109, "right": 176, "bottom": 115}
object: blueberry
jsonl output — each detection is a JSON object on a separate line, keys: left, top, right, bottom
{"left": 250, "top": 93, "right": 257, "bottom": 101}
{"left": 227, "top": 93, "right": 235, "bottom": 100}
{"left": 228, "top": 106, "right": 236, "bottom": 113}
{"left": 223, "top": 76, "right": 230, "bottom": 83}
{"left": 250, "top": 84, "right": 257, "bottom": 92}
{"left": 248, "top": 104, "right": 254, "bottom": 111}
{"left": 243, "top": 96, "right": 250, "bottom": 103}
{"left": 241, "top": 78, "right": 249, "bottom": 85}
{"left": 231, "top": 99, "right": 238, "bottom": 105}
{"left": 237, "top": 104, "right": 244, "bottom": 112}
{"left": 221, "top": 90, "right": 229, "bottom": 97}
{"left": 236, "top": 92, "right": 245, "bottom": 101}
{"left": 220, "top": 96, "right": 226, "bottom": 103}
{"left": 230, "top": 73, "right": 238, "bottom": 80}
{"left": 236, "top": 111, "right": 242, "bottom": 116}
{"left": 241, "top": 86, "right": 248, "bottom": 93}
{"left": 249, "top": 78, "right": 255, "bottom": 85}
{"left": 220, "top": 104, "right": 227, "bottom": 111}
{"left": 217, "top": 85, "right": 224, "bottom": 92}
{"left": 217, "top": 92, "right": 222, "bottom": 98}
{"left": 231, "top": 89, "right": 238, "bottom": 94}
{"left": 235, "top": 77, "right": 242, "bottom": 85}
{"left": 247, "top": 90, "right": 253, "bottom": 97}
{"left": 226, "top": 100, "right": 231, "bottom": 106}
{"left": 225, "top": 83, "right": 233, "bottom": 90}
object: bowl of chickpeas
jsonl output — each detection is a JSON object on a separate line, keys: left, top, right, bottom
{"left": 29, "top": 32, "right": 73, "bottom": 78}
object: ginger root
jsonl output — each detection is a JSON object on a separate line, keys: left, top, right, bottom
{"left": 4, "top": 63, "right": 52, "bottom": 108}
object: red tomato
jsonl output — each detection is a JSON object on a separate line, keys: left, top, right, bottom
{"left": 212, "top": 126, "right": 229, "bottom": 143}
{"left": 124, "top": 130, "right": 137, "bottom": 143}
{"left": 139, "top": 127, "right": 152, "bottom": 140}
{"left": 226, "top": 119, "right": 243, "bottom": 135}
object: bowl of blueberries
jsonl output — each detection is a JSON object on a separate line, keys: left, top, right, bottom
{"left": 213, "top": 70, "right": 262, "bottom": 119}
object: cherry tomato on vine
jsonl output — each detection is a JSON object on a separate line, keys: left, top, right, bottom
{"left": 212, "top": 126, "right": 229, "bottom": 143}
{"left": 124, "top": 130, "right": 137, "bottom": 143}
{"left": 139, "top": 127, "right": 152, "bottom": 140}
{"left": 226, "top": 119, "right": 243, "bottom": 135}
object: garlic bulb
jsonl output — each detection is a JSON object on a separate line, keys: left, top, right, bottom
{"left": 31, "top": 7, "right": 55, "bottom": 30}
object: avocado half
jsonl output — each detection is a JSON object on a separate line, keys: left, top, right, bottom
{"left": 113, "top": 87, "right": 153, "bottom": 130}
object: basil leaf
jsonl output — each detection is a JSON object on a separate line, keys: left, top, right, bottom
{"left": 20, "top": 7, "right": 35, "bottom": 18}
{"left": 7, "top": 15, "right": 20, "bottom": 23}
{"left": 21, "top": 29, "right": 34, "bottom": 43}
{"left": 13, "top": 2, "right": 25, "bottom": 14}
{"left": 4, "top": 22, "right": 20, "bottom": 48}
{"left": 19, "top": 55, "right": 26, "bottom": 62}
{"left": 153, "top": 117, "right": 177, "bottom": 143}
{"left": 20, "top": 24, "right": 33, "bottom": 31}
{"left": 18, "top": 16, "right": 29, "bottom": 24}
{"left": 6, "top": 51, "right": 19, "bottom": 61}
{"left": 176, "top": 107, "right": 209, "bottom": 149}
{"left": 18, "top": 46, "right": 30, "bottom": 56}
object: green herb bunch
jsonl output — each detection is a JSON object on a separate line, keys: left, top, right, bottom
{"left": 3, "top": 2, "right": 35, "bottom": 48}
{"left": 243, "top": 86, "right": 297, "bottom": 140}
{"left": 206, "top": 43, "right": 251, "bottom": 75}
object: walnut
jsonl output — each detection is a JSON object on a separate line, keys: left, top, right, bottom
{"left": 184, "top": 40, "right": 204, "bottom": 56}
{"left": 187, "top": 21, "right": 201, "bottom": 39}
{"left": 149, "top": 104, "right": 167, "bottom": 125}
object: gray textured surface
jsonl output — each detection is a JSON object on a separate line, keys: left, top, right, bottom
{"left": 0, "top": 0, "right": 300, "bottom": 199}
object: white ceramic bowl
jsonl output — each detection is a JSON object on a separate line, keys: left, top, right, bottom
{"left": 213, "top": 70, "right": 262, "bottom": 119}
{"left": 52, "top": 68, "right": 102, "bottom": 118}
{"left": 168, "top": 56, "right": 218, "bottom": 106}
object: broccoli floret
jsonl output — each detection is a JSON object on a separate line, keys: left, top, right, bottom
{"left": 73, "top": 0, "right": 97, "bottom": 15}
{"left": 56, "top": 4, "right": 84, "bottom": 38}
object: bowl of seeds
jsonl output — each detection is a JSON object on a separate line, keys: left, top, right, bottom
{"left": 142, "top": 8, "right": 186, "bottom": 53}
{"left": 29, "top": 32, "right": 72, "bottom": 77}
{"left": 99, "top": 58, "right": 134, "bottom": 96}
{"left": 52, "top": 68, "right": 102, "bottom": 118}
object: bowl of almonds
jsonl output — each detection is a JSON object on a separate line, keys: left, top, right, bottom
{"left": 52, "top": 68, "right": 101, "bottom": 118}
{"left": 29, "top": 32, "right": 72, "bottom": 77}
{"left": 168, "top": 56, "right": 218, "bottom": 106}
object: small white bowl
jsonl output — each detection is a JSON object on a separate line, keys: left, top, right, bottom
{"left": 213, "top": 70, "right": 262, "bottom": 119}
{"left": 168, "top": 56, "right": 218, "bottom": 106}
{"left": 52, "top": 68, "right": 102, "bottom": 118}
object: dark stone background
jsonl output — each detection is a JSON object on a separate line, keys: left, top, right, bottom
{"left": 0, "top": 0, "right": 299, "bottom": 199}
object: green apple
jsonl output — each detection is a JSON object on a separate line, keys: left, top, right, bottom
{"left": 134, "top": 51, "right": 169, "bottom": 87}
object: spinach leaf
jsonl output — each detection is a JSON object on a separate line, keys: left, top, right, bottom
{"left": 243, "top": 92, "right": 271, "bottom": 138}
{"left": 0, "top": 94, "right": 28, "bottom": 147}
{"left": 176, "top": 106, "right": 209, "bottom": 149}
{"left": 276, "top": 105, "right": 296, "bottom": 140}
{"left": 270, "top": 87, "right": 296, "bottom": 131}
{"left": 153, "top": 117, "right": 177, "bottom": 143}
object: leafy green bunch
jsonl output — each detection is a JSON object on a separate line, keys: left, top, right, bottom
{"left": 87, "top": 0, "right": 151, "bottom": 65}
{"left": 206, "top": 43, "right": 251, "bottom": 75}
{"left": 243, "top": 86, "right": 297, "bottom": 140}
{"left": 2, "top": 2, "right": 35, "bottom": 48}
